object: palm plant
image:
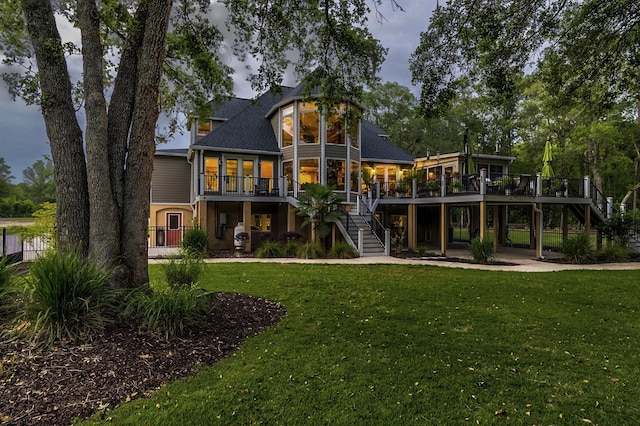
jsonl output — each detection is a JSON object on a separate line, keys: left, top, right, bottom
{"left": 294, "top": 184, "right": 345, "bottom": 246}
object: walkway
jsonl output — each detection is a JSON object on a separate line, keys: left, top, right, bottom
{"left": 149, "top": 246, "right": 640, "bottom": 273}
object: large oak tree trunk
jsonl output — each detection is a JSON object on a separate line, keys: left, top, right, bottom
{"left": 121, "top": 0, "right": 173, "bottom": 287}
{"left": 78, "top": 0, "right": 120, "bottom": 264}
{"left": 22, "top": 0, "right": 90, "bottom": 255}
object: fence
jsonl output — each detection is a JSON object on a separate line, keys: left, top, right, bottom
{"left": 1, "top": 228, "right": 51, "bottom": 263}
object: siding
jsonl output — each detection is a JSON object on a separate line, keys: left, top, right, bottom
{"left": 152, "top": 156, "right": 191, "bottom": 204}
{"left": 325, "top": 144, "right": 347, "bottom": 159}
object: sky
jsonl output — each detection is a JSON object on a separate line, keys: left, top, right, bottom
{"left": 0, "top": 0, "right": 436, "bottom": 182}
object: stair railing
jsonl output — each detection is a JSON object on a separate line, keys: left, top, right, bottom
{"left": 357, "top": 195, "right": 386, "bottom": 246}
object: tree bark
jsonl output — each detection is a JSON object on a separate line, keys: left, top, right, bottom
{"left": 122, "top": 0, "right": 173, "bottom": 287}
{"left": 22, "top": 0, "right": 89, "bottom": 255}
{"left": 78, "top": 0, "right": 120, "bottom": 263}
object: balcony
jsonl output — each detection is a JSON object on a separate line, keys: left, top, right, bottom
{"left": 200, "top": 174, "right": 286, "bottom": 197}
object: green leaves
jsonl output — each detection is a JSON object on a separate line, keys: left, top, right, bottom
{"left": 294, "top": 183, "right": 345, "bottom": 242}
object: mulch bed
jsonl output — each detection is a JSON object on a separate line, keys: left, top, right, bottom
{"left": 390, "top": 251, "right": 519, "bottom": 266}
{"left": 0, "top": 292, "right": 286, "bottom": 425}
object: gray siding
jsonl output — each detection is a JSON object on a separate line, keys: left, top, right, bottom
{"left": 152, "top": 156, "right": 191, "bottom": 204}
{"left": 325, "top": 144, "right": 347, "bottom": 159}
{"left": 297, "top": 144, "right": 321, "bottom": 158}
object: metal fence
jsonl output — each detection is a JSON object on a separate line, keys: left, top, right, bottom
{"left": 1, "top": 228, "right": 51, "bottom": 263}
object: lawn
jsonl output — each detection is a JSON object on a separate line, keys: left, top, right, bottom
{"left": 87, "top": 263, "right": 640, "bottom": 425}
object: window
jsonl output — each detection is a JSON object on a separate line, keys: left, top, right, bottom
{"left": 204, "top": 157, "right": 219, "bottom": 191}
{"left": 350, "top": 120, "right": 359, "bottom": 148}
{"left": 252, "top": 214, "right": 272, "bottom": 232}
{"left": 299, "top": 102, "right": 319, "bottom": 144}
{"left": 299, "top": 159, "right": 319, "bottom": 186}
{"left": 327, "top": 159, "right": 345, "bottom": 190}
{"left": 350, "top": 161, "right": 360, "bottom": 192}
{"left": 197, "top": 119, "right": 211, "bottom": 135}
{"left": 283, "top": 161, "right": 293, "bottom": 191}
{"left": 281, "top": 105, "right": 293, "bottom": 147}
{"left": 327, "top": 106, "right": 346, "bottom": 145}
{"left": 226, "top": 159, "right": 238, "bottom": 192}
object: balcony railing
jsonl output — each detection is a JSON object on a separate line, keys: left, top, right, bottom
{"left": 201, "top": 174, "right": 284, "bottom": 196}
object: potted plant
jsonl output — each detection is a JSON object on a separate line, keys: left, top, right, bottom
{"left": 395, "top": 179, "right": 410, "bottom": 197}
{"left": 449, "top": 179, "right": 464, "bottom": 193}
{"left": 426, "top": 180, "right": 440, "bottom": 196}
{"left": 496, "top": 176, "right": 515, "bottom": 195}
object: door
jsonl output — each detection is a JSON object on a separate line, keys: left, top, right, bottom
{"left": 166, "top": 213, "right": 182, "bottom": 246}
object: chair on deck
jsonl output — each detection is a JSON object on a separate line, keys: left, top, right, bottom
{"left": 255, "top": 177, "right": 269, "bottom": 195}
{"left": 514, "top": 175, "right": 531, "bottom": 195}
{"left": 467, "top": 175, "right": 480, "bottom": 192}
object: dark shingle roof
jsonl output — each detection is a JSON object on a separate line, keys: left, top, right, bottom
{"left": 192, "top": 86, "right": 415, "bottom": 163}
{"left": 360, "top": 121, "right": 414, "bottom": 163}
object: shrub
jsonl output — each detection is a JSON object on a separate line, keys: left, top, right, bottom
{"left": 328, "top": 241, "right": 359, "bottom": 259}
{"left": 125, "top": 286, "right": 213, "bottom": 339}
{"left": 468, "top": 236, "right": 495, "bottom": 264}
{"left": 597, "top": 243, "right": 629, "bottom": 263}
{"left": 161, "top": 253, "right": 203, "bottom": 290}
{"left": 255, "top": 240, "right": 285, "bottom": 258}
{"left": 297, "top": 242, "right": 324, "bottom": 259}
{"left": 416, "top": 246, "right": 428, "bottom": 257}
{"left": 561, "top": 232, "right": 595, "bottom": 264}
{"left": 279, "top": 231, "right": 303, "bottom": 243}
{"left": 19, "top": 250, "right": 119, "bottom": 345}
{"left": 180, "top": 227, "right": 209, "bottom": 256}
{"left": 0, "top": 256, "right": 21, "bottom": 318}
{"left": 283, "top": 240, "right": 303, "bottom": 257}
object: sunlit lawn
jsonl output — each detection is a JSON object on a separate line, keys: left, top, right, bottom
{"left": 87, "top": 263, "right": 640, "bottom": 425}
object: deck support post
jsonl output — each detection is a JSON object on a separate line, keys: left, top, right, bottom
{"left": 440, "top": 203, "right": 448, "bottom": 256}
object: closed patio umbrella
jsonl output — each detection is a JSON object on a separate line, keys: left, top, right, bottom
{"left": 541, "top": 140, "right": 554, "bottom": 178}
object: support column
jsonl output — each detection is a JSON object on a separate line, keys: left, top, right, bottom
{"left": 493, "top": 205, "right": 499, "bottom": 250}
{"left": 479, "top": 201, "right": 487, "bottom": 239}
{"left": 243, "top": 201, "right": 252, "bottom": 252}
{"left": 408, "top": 204, "right": 417, "bottom": 251}
{"left": 287, "top": 204, "right": 297, "bottom": 232}
{"left": 535, "top": 202, "right": 543, "bottom": 259}
{"left": 584, "top": 204, "right": 591, "bottom": 235}
{"left": 562, "top": 204, "right": 569, "bottom": 245}
{"left": 440, "top": 203, "right": 448, "bottom": 256}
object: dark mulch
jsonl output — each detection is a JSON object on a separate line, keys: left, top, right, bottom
{"left": 0, "top": 292, "right": 286, "bottom": 426}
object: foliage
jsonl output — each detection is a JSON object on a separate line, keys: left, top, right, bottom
{"left": 0, "top": 197, "right": 37, "bottom": 218}
{"left": 394, "top": 179, "right": 409, "bottom": 194}
{"left": 296, "top": 242, "right": 324, "bottom": 259}
{"left": 0, "top": 157, "right": 14, "bottom": 199}
{"left": 255, "top": 240, "right": 285, "bottom": 258}
{"left": 18, "top": 250, "right": 119, "bottom": 346}
{"left": 468, "top": 236, "right": 495, "bottom": 264}
{"left": 561, "top": 232, "right": 595, "bottom": 264}
{"left": 283, "top": 241, "right": 303, "bottom": 258}
{"left": 596, "top": 243, "right": 629, "bottom": 263}
{"left": 161, "top": 252, "right": 203, "bottom": 290}
{"left": 391, "top": 230, "right": 405, "bottom": 253}
{"left": 0, "top": 256, "right": 21, "bottom": 318}
{"left": 278, "top": 232, "right": 303, "bottom": 243}
{"left": 180, "top": 227, "right": 209, "bottom": 256}
{"left": 21, "top": 156, "right": 55, "bottom": 204}
{"left": 327, "top": 241, "right": 359, "bottom": 259}
{"left": 125, "top": 286, "right": 213, "bottom": 339}
{"left": 495, "top": 176, "right": 515, "bottom": 190}
{"left": 19, "top": 202, "right": 56, "bottom": 248}
{"left": 106, "top": 263, "right": 640, "bottom": 425}
{"left": 426, "top": 180, "right": 440, "bottom": 192}
{"left": 294, "top": 184, "right": 345, "bottom": 244}
{"left": 597, "top": 211, "right": 638, "bottom": 247}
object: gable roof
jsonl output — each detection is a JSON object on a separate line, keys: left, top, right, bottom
{"left": 192, "top": 86, "right": 415, "bottom": 163}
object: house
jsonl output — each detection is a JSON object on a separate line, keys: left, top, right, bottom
{"left": 150, "top": 83, "right": 610, "bottom": 258}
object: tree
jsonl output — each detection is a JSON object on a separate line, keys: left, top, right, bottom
{"left": 21, "top": 156, "right": 55, "bottom": 204}
{"left": 0, "top": 157, "right": 15, "bottom": 199}
{"left": 1, "top": 0, "right": 388, "bottom": 287}
{"left": 295, "top": 184, "right": 345, "bottom": 246}
{"left": 410, "top": 0, "right": 639, "bottom": 196}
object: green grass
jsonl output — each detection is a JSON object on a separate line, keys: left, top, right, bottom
{"left": 87, "top": 264, "right": 640, "bottom": 425}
